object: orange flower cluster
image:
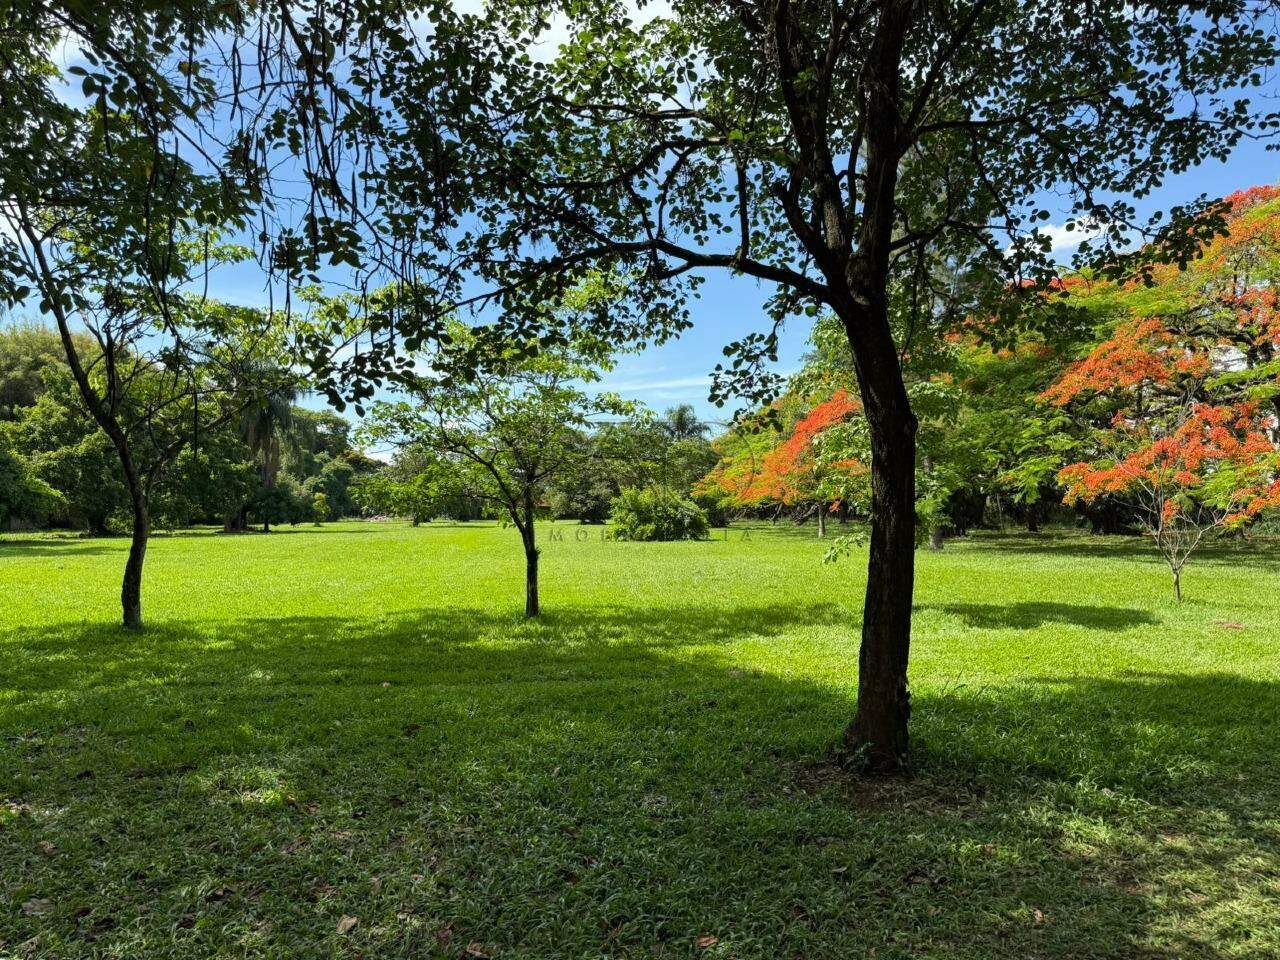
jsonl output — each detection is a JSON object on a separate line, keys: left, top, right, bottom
{"left": 703, "top": 390, "right": 866, "bottom": 507}
{"left": 1060, "top": 402, "right": 1280, "bottom": 523}
{"left": 742, "top": 390, "right": 860, "bottom": 504}
{"left": 1223, "top": 184, "right": 1280, "bottom": 214}
{"left": 1041, "top": 318, "right": 1188, "bottom": 406}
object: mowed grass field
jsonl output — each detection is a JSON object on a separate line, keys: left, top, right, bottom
{"left": 2, "top": 521, "right": 1279, "bottom": 959}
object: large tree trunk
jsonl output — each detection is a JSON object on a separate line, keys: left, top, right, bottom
{"left": 842, "top": 404, "right": 916, "bottom": 770}
{"left": 122, "top": 491, "right": 149, "bottom": 630}
{"left": 817, "top": 503, "right": 826, "bottom": 538}
{"left": 838, "top": 304, "right": 918, "bottom": 771}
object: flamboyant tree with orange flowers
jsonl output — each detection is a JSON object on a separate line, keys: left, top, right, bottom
{"left": 1045, "top": 310, "right": 1280, "bottom": 599}
{"left": 698, "top": 389, "right": 868, "bottom": 537}
{"left": 1058, "top": 402, "right": 1280, "bottom": 600}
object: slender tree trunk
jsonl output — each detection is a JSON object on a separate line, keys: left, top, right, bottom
{"left": 838, "top": 501, "right": 850, "bottom": 525}
{"left": 122, "top": 490, "right": 149, "bottom": 629}
{"left": 521, "top": 492, "right": 540, "bottom": 618}
{"left": 1173, "top": 567, "right": 1182, "bottom": 603}
{"left": 1026, "top": 502, "right": 1040, "bottom": 533}
{"left": 525, "top": 540, "right": 539, "bottom": 617}
{"left": 817, "top": 503, "right": 826, "bottom": 538}
{"left": 225, "top": 505, "right": 247, "bottom": 532}
{"left": 920, "top": 457, "right": 942, "bottom": 550}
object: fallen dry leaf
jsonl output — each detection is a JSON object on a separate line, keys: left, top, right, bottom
{"left": 22, "top": 898, "right": 53, "bottom": 917}
{"left": 1213, "top": 620, "right": 1246, "bottom": 630}
{"left": 695, "top": 934, "right": 719, "bottom": 948}
{"left": 336, "top": 915, "right": 359, "bottom": 935}
{"left": 464, "top": 941, "right": 489, "bottom": 958}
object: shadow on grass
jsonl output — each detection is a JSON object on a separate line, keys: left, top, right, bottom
{"left": 919, "top": 601, "right": 1157, "bottom": 630}
{"left": 0, "top": 538, "right": 126, "bottom": 557}
{"left": 961, "top": 530, "right": 1280, "bottom": 571}
{"left": 0, "top": 524, "right": 426, "bottom": 555}
{"left": 2, "top": 607, "right": 1277, "bottom": 958}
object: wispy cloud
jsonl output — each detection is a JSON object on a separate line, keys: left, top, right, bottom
{"left": 598, "top": 374, "right": 712, "bottom": 393}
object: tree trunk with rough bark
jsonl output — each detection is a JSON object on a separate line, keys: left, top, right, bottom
{"left": 929, "top": 526, "right": 944, "bottom": 551}
{"left": 817, "top": 504, "right": 826, "bottom": 538}
{"left": 525, "top": 541, "right": 539, "bottom": 617}
{"left": 837, "top": 302, "right": 918, "bottom": 771}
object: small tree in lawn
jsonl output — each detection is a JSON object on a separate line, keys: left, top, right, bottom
{"left": 1060, "top": 402, "right": 1280, "bottom": 601}
{"left": 311, "top": 491, "right": 330, "bottom": 526}
{"left": 359, "top": 326, "right": 629, "bottom": 617}
{"left": 353, "top": 445, "right": 463, "bottom": 524}
{"left": 1047, "top": 312, "right": 1280, "bottom": 600}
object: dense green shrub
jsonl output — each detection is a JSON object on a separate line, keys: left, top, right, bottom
{"left": 609, "top": 486, "right": 709, "bottom": 541}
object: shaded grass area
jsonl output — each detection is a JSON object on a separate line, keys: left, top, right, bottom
{"left": 2, "top": 522, "right": 1278, "bottom": 958}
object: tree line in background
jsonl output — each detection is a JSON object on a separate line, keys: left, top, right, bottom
{"left": 0, "top": 322, "right": 379, "bottom": 537}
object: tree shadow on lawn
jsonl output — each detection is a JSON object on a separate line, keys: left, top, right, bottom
{"left": 0, "top": 538, "right": 126, "bottom": 557}
{"left": 919, "top": 601, "right": 1157, "bottom": 631}
{"left": 0, "top": 526, "right": 414, "bottom": 557}
{"left": 2, "top": 608, "right": 1277, "bottom": 958}
{"left": 960, "top": 531, "right": 1280, "bottom": 571}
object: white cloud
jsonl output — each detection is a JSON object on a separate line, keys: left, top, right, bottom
{"left": 1004, "top": 218, "right": 1106, "bottom": 260}
{"left": 1035, "top": 220, "right": 1105, "bottom": 252}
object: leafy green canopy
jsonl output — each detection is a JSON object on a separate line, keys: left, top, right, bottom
{"left": 222, "top": 0, "right": 1280, "bottom": 407}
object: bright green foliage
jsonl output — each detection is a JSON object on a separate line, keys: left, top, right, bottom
{"left": 609, "top": 486, "right": 710, "bottom": 541}
{"left": 311, "top": 491, "right": 330, "bottom": 525}
{"left": 0, "top": 443, "right": 62, "bottom": 527}
{"left": 0, "top": 323, "right": 84, "bottom": 419}
{"left": 3, "top": 375, "right": 128, "bottom": 534}
{"left": 353, "top": 445, "right": 470, "bottom": 523}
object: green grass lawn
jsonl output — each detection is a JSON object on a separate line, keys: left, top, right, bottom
{"left": 2, "top": 521, "right": 1279, "bottom": 958}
